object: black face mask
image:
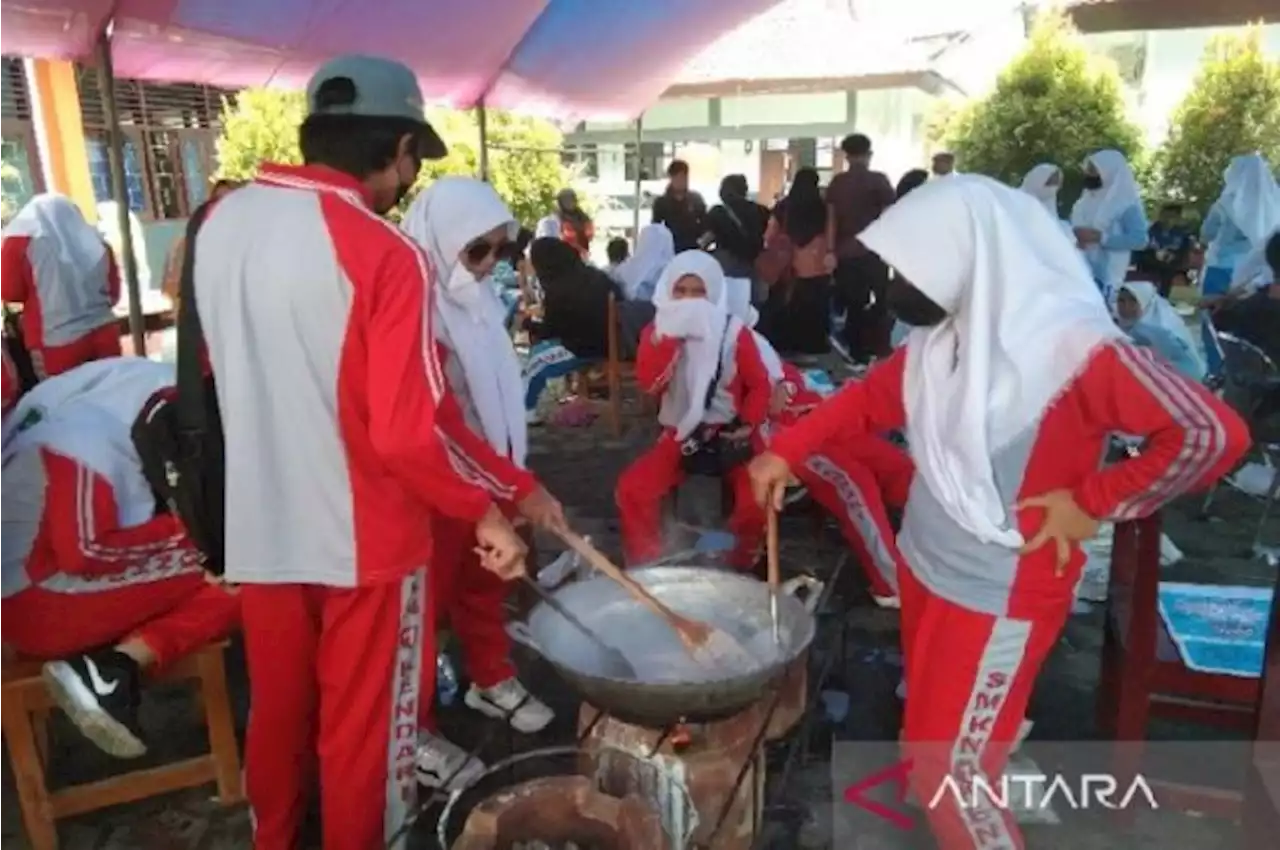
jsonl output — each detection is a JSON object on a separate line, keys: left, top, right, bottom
{"left": 887, "top": 279, "right": 948, "bottom": 328}
{"left": 1082, "top": 174, "right": 1103, "bottom": 190}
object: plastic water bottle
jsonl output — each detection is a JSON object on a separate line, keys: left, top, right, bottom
{"left": 436, "top": 652, "right": 459, "bottom": 707}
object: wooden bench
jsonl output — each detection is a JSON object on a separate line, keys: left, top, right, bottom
{"left": 2, "top": 642, "right": 243, "bottom": 850}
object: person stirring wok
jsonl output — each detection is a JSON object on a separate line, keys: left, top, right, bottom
{"left": 748, "top": 176, "right": 1249, "bottom": 850}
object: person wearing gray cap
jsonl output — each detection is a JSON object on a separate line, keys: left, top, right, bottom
{"left": 190, "top": 54, "right": 528, "bottom": 850}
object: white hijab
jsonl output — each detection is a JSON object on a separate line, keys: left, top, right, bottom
{"left": 861, "top": 176, "right": 1124, "bottom": 548}
{"left": 401, "top": 177, "right": 526, "bottom": 465}
{"left": 2, "top": 358, "right": 175, "bottom": 529}
{"left": 651, "top": 250, "right": 734, "bottom": 439}
{"left": 1118, "top": 281, "right": 1203, "bottom": 366}
{"left": 1071, "top": 150, "right": 1143, "bottom": 231}
{"left": 1071, "top": 149, "right": 1145, "bottom": 290}
{"left": 1019, "top": 164, "right": 1062, "bottom": 218}
{"left": 3, "top": 193, "right": 107, "bottom": 271}
{"left": 1220, "top": 153, "right": 1280, "bottom": 247}
{"left": 615, "top": 224, "right": 674, "bottom": 300}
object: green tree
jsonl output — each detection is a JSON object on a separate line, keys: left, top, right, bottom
{"left": 1149, "top": 26, "right": 1280, "bottom": 219}
{"left": 1, "top": 160, "right": 22, "bottom": 223}
{"left": 943, "top": 10, "right": 1142, "bottom": 205}
{"left": 215, "top": 89, "right": 569, "bottom": 225}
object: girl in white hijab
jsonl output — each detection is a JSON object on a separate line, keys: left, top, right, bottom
{"left": 400, "top": 177, "right": 560, "bottom": 740}
{"left": 613, "top": 223, "right": 674, "bottom": 301}
{"left": 617, "top": 250, "right": 773, "bottom": 569}
{"left": 1, "top": 193, "right": 120, "bottom": 377}
{"left": 1202, "top": 153, "right": 1280, "bottom": 295}
{"left": 1070, "top": 149, "right": 1149, "bottom": 301}
{"left": 1019, "top": 163, "right": 1074, "bottom": 241}
{"left": 1113, "top": 281, "right": 1205, "bottom": 381}
{"left": 748, "top": 175, "right": 1249, "bottom": 850}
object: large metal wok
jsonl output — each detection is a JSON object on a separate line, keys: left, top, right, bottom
{"left": 508, "top": 566, "right": 822, "bottom": 726}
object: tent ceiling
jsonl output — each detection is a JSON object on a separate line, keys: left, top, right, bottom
{"left": 0, "top": 0, "right": 783, "bottom": 120}
{"left": 1068, "top": 0, "right": 1277, "bottom": 33}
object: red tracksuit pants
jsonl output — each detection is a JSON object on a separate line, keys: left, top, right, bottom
{"left": 616, "top": 434, "right": 764, "bottom": 568}
{"left": 2, "top": 572, "right": 239, "bottom": 670}
{"left": 32, "top": 323, "right": 121, "bottom": 379}
{"left": 897, "top": 564, "right": 1069, "bottom": 850}
{"left": 241, "top": 571, "right": 428, "bottom": 850}
{"left": 419, "top": 514, "right": 515, "bottom": 729}
{"left": 797, "top": 436, "right": 913, "bottom": 599}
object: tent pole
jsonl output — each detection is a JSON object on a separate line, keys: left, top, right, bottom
{"left": 94, "top": 29, "right": 145, "bottom": 356}
{"left": 632, "top": 115, "right": 643, "bottom": 237}
{"left": 476, "top": 100, "right": 490, "bottom": 181}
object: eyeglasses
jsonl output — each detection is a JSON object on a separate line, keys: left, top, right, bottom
{"left": 464, "top": 237, "right": 511, "bottom": 265}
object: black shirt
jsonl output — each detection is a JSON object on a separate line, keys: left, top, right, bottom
{"left": 652, "top": 190, "right": 708, "bottom": 253}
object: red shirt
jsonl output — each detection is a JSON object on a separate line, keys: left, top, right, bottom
{"left": 636, "top": 322, "right": 772, "bottom": 431}
{"left": 194, "top": 163, "right": 496, "bottom": 587}
{"left": 770, "top": 342, "right": 1250, "bottom": 618}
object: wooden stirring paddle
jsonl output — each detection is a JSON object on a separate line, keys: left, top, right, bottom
{"left": 766, "top": 507, "right": 781, "bottom": 645}
{"left": 553, "top": 529, "right": 754, "bottom": 668}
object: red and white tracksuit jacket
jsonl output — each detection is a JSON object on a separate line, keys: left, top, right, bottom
{"left": 770, "top": 343, "right": 1250, "bottom": 850}
{"left": 769, "top": 363, "right": 914, "bottom": 599}
{"left": 1, "top": 236, "right": 121, "bottom": 377}
{"left": 195, "top": 164, "right": 499, "bottom": 850}
{"left": 0, "top": 432, "right": 240, "bottom": 670}
{"left": 420, "top": 342, "right": 540, "bottom": 729}
{"left": 617, "top": 321, "right": 772, "bottom": 569}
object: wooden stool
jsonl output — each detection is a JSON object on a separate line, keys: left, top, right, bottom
{"left": 2, "top": 641, "right": 243, "bottom": 850}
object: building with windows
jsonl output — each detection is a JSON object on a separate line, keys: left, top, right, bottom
{"left": 560, "top": 0, "right": 985, "bottom": 236}
{"left": 1, "top": 56, "right": 234, "bottom": 297}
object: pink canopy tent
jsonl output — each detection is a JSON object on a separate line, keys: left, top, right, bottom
{"left": 1, "top": 0, "right": 783, "bottom": 120}
{"left": 3, "top": 0, "right": 785, "bottom": 347}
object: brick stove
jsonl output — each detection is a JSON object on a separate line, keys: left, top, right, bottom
{"left": 576, "top": 652, "right": 809, "bottom": 850}
{"left": 440, "top": 747, "right": 696, "bottom": 850}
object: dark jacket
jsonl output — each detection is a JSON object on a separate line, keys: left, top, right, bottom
{"left": 530, "top": 237, "right": 622, "bottom": 359}
{"left": 652, "top": 190, "right": 708, "bottom": 253}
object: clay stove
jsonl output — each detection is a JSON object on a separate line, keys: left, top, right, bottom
{"left": 440, "top": 747, "right": 696, "bottom": 850}
{"left": 577, "top": 655, "right": 807, "bottom": 850}
{"left": 448, "top": 775, "right": 666, "bottom": 850}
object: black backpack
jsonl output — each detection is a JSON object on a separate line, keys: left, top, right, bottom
{"left": 131, "top": 202, "right": 226, "bottom": 574}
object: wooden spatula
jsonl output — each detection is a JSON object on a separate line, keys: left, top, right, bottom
{"left": 553, "top": 529, "right": 753, "bottom": 668}
{"left": 766, "top": 507, "right": 781, "bottom": 645}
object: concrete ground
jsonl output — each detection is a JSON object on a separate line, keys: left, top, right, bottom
{"left": 3, "top": 378, "right": 1275, "bottom": 850}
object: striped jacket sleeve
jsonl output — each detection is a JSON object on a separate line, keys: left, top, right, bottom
{"left": 40, "top": 449, "right": 203, "bottom": 578}
{"left": 635, "top": 323, "right": 681, "bottom": 396}
{"left": 1073, "top": 340, "right": 1251, "bottom": 521}
{"left": 359, "top": 233, "right": 494, "bottom": 522}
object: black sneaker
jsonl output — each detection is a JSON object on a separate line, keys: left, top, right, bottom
{"left": 42, "top": 649, "right": 147, "bottom": 758}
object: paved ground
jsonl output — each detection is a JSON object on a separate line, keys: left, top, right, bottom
{"left": 3, "top": 374, "right": 1276, "bottom": 849}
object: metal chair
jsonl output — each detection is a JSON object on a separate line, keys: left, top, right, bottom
{"left": 1202, "top": 330, "right": 1280, "bottom": 561}
{"left": 1199, "top": 310, "right": 1226, "bottom": 390}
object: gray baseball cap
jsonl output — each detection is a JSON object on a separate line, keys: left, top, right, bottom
{"left": 306, "top": 55, "right": 447, "bottom": 159}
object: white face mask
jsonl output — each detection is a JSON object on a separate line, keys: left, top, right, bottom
{"left": 443, "top": 262, "right": 489, "bottom": 318}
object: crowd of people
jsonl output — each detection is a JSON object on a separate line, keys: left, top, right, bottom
{"left": 0, "top": 49, "right": 1275, "bottom": 850}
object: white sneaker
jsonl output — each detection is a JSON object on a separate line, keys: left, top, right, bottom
{"left": 873, "top": 595, "right": 901, "bottom": 609}
{"left": 464, "top": 678, "right": 555, "bottom": 734}
{"left": 415, "top": 732, "right": 486, "bottom": 791}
